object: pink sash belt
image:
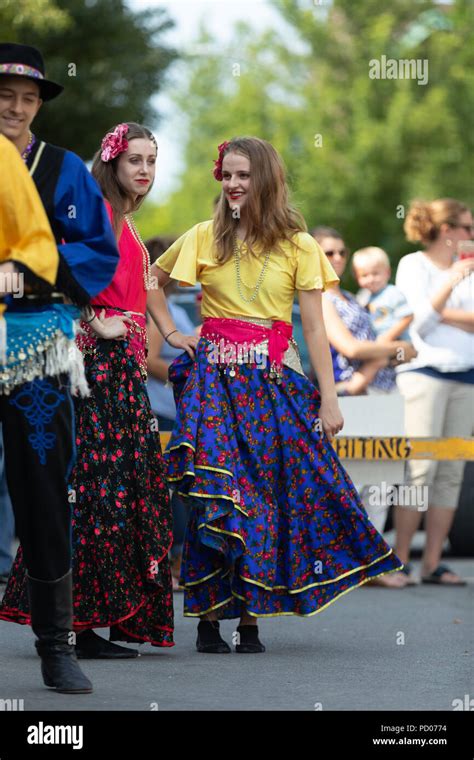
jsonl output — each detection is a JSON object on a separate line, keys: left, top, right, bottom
{"left": 201, "top": 317, "right": 293, "bottom": 376}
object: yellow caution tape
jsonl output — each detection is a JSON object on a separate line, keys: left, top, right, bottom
{"left": 159, "top": 433, "right": 474, "bottom": 461}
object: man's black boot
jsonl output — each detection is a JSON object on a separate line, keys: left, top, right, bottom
{"left": 27, "top": 569, "right": 93, "bottom": 694}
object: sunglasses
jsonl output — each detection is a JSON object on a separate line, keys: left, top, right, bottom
{"left": 450, "top": 223, "right": 474, "bottom": 234}
{"left": 324, "top": 248, "right": 348, "bottom": 258}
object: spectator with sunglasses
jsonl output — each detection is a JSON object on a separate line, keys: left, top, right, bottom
{"left": 393, "top": 198, "right": 474, "bottom": 586}
{"left": 313, "top": 227, "right": 416, "bottom": 396}
{"left": 314, "top": 226, "right": 417, "bottom": 588}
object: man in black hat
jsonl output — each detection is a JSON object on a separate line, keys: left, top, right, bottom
{"left": 0, "top": 42, "right": 63, "bottom": 143}
{"left": 0, "top": 43, "right": 120, "bottom": 694}
{"left": 0, "top": 43, "right": 118, "bottom": 302}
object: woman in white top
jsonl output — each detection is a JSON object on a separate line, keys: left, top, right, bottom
{"left": 395, "top": 198, "right": 474, "bottom": 585}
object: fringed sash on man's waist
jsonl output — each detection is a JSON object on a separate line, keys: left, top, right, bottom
{"left": 0, "top": 304, "right": 88, "bottom": 396}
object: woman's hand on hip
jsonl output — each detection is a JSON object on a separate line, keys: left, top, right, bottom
{"left": 167, "top": 330, "right": 199, "bottom": 359}
{"left": 93, "top": 309, "right": 132, "bottom": 339}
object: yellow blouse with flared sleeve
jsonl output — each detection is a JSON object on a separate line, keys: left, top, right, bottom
{"left": 154, "top": 220, "right": 339, "bottom": 323}
{"left": 0, "top": 134, "right": 58, "bottom": 286}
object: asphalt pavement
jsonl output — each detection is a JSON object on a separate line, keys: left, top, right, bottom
{"left": 0, "top": 557, "right": 472, "bottom": 712}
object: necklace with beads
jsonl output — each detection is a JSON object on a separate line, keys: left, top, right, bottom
{"left": 21, "top": 131, "right": 36, "bottom": 163}
{"left": 125, "top": 213, "right": 152, "bottom": 291}
{"left": 233, "top": 234, "right": 271, "bottom": 303}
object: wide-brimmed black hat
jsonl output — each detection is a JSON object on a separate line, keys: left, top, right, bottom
{"left": 0, "top": 43, "right": 63, "bottom": 101}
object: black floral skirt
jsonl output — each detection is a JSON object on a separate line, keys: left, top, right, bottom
{"left": 0, "top": 338, "right": 174, "bottom": 647}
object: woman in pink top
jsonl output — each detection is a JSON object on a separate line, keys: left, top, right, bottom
{"left": 1, "top": 123, "right": 197, "bottom": 658}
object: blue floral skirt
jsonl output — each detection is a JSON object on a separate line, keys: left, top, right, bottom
{"left": 165, "top": 339, "right": 403, "bottom": 619}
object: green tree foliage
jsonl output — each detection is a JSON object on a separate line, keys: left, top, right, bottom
{"left": 275, "top": 0, "right": 474, "bottom": 277}
{"left": 141, "top": 0, "right": 473, "bottom": 288}
{"left": 1, "top": 0, "right": 177, "bottom": 159}
{"left": 137, "top": 22, "right": 310, "bottom": 238}
{"left": 1, "top": 0, "right": 70, "bottom": 32}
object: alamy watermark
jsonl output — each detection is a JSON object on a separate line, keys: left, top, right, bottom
{"left": 0, "top": 698, "right": 24, "bottom": 711}
{"left": 27, "top": 722, "right": 83, "bottom": 749}
{"left": 452, "top": 694, "right": 473, "bottom": 710}
{"left": 0, "top": 271, "right": 24, "bottom": 297}
{"left": 369, "top": 55, "right": 428, "bottom": 86}
{"left": 207, "top": 340, "right": 267, "bottom": 370}
{"left": 368, "top": 482, "right": 429, "bottom": 510}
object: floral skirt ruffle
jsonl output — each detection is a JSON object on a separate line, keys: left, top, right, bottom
{"left": 165, "top": 340, "right": 403, "bottom": 619}
{"left": 0, "top": 338, "right": 174, "bottom": 646}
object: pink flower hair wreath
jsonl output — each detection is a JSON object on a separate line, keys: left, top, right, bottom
{"left": 101, "top": 123, "right": 129, "bottom": 163}
{"left": 212, "top": 140, "right": 230, "bottom": 180}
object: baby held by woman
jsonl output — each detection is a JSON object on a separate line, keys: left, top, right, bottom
{"left": 344, "top": 246, "right": 414, "bottom": 395}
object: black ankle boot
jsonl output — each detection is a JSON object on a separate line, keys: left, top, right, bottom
{"left": 235, "top": 624, "right": 265, "bottom": 653}
{"left": 76, "top": 629, "right": 139, "bottom": 659}
{"left": 27, "top": 570, "right": 93, "bottom": 694}
{"left": 196, "top": 620, "right": 231, "bottom": 653}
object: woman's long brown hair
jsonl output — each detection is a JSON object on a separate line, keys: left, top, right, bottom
{"left": 213, "top": 136, "right": 307, "bottom": 262}
{"left": 92, "top": 122, "right": 157, "bottom": 237}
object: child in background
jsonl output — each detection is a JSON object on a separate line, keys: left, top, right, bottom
{"left": 333, "top": 246, "right": 414, "bottom": 395}
{"left": 352, "top": 247, "right": 413, "bottom": 341}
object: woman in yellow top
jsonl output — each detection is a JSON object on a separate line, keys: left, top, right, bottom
{"left": 153, "top": 136, "right": 403, "bottom": 654}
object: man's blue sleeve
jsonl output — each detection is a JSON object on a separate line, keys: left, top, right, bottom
{"left": 54, "top": 151, "right": 119, "bottom": 298}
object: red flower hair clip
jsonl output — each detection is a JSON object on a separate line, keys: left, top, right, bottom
{"left": 101, "top": 123, "right": 129, "bottom": 162}
{"left": 212, "top": 140, "right": 230, "bottom": 180}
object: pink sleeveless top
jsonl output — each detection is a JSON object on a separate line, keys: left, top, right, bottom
{"left": 78, "top": 201, "right": 149, "bottom": 377}
{"left": 92, "top": 200, "right": 147, "bottom": 315}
